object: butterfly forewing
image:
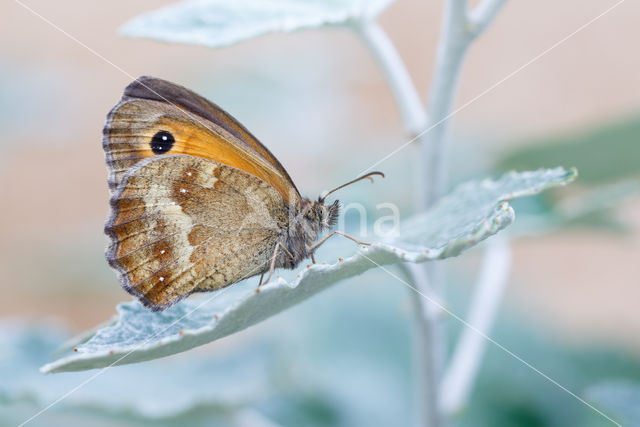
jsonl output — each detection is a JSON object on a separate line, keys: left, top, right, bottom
{"left": 106, "top": 155, "right": 287, "bottom": 311}
{"left": 103, "top": 76, "right": 300, "bottom": 205}
{"left": 121, "top": 76, "right": 299, "bottom": 191}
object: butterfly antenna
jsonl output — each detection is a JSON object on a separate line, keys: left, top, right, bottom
{"left": 319, "top": 171, "right": 385, "bottom": 202}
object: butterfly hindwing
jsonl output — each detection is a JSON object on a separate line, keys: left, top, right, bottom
{"left": 106, "top": 154, "right": 287, "bottom": 311}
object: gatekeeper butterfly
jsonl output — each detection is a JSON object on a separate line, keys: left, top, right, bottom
{"left": 103, "top": 76, "right": 383, "bottom": 311}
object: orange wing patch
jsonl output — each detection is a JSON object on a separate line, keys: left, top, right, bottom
{"left": 122, "top": 76, "right": 298, "bottom": 191}
{"left": 103, "top": 77, "right": 300, "bottom": 206}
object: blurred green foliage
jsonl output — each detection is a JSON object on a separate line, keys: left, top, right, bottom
{"left": 497, "top": 114, "right": 640, "bottom": 234}
{"left": 498, "top": 114, "right": 640, "bottom": 185}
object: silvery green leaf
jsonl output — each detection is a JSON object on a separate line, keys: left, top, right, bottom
{"left": 1, "top": 322, "right": 274, "bottom": 421}
{"left": 396, "top": 168, "right": 578, "bottom": 255}
{"left": 41, "top": 168, "right": 576, "bottom": 373}
{"left": 120, "top": 0, "right": 393, "bottom": 49}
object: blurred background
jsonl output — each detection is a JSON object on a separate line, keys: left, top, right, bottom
{"left": 1, "top": 0, "right": 639, "bottom": 426}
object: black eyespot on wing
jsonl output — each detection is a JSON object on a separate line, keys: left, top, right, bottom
{"left": 150, "top": 131, "right": 175, "bottom": 154}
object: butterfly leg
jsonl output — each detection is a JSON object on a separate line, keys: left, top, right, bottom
{"left": 279, "top": 243, "right": 295, "bottom": 261}
{"left": 308, "top": 231, "right": 371, "bottom": 253}
{"left": 258, "top": 272, "right": 265, "bottom": 287}
{"left": 311, "top": 253, "right": 316, "bottom": 264}
{"left": 258, "top": 243, "right": 294, "bottom": 292}
{"left": 257, "top": 246, "right": 279, "bottom": 292}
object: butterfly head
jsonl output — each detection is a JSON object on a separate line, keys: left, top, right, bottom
{"left": 305, "top": 199, "right": 340, "bottom": 230}
{"left": 305, "top": 171, "right": 385, "bottom": 231}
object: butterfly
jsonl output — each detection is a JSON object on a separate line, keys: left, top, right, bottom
{"left": 103, "top": 76, "right": 383, "bottom": 311}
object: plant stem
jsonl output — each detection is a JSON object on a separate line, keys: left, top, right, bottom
{"left": 415, "top": 0, "right": 508, "bottom": 423}
{"left": 355, "top": 21, "right": 440, "bottom": 427}
{"left": 419, "top": 0, "right": 509, "bottom": 209}
{"left": 404, "top": 263, "right": 446, "bottom": 427}
{"left": 468, "top": 0, "right": 508, "bottom": 37}
{"left": 356, "top": 20, "right": 428, "bottom": 135}
{"left": 355, "top": 1, "right": 508, "bottom": 425}
{"left": 439, "top": 237, "right": 511, "bottom": 416}
{"left": 419, "top": 0, "right": 471, "bottom": 210}
{"left": 410, "top": 2, "right": 475, "bottom": 426}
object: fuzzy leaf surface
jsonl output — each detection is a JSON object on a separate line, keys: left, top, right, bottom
{"left": 120, "top": 0, "right": 393, "bottom": 48}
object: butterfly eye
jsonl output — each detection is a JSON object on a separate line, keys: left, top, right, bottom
{"left": 321, "top": 206, "right": 328, "bottom": 219}
{"left": 150, "top": 131, "right": 175, "bottom": 154}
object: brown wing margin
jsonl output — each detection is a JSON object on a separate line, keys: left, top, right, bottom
{"left": 121, "top": 76, "right": 300, "bottom": 196}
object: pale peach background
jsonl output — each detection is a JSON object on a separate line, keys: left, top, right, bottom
{"left": 1, "top": 1, "right": 638, "bottom": 352}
